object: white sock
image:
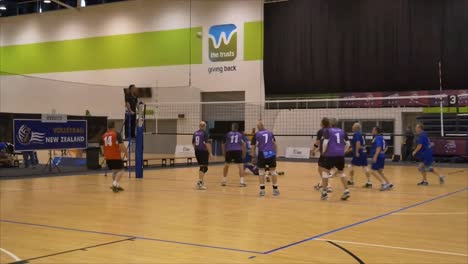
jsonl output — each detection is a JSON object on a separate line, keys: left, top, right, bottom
{"left": 113, "top": 181, "right": 118, "bottom": 187}
{"left": 240, "top": 177, "right": 245, "bottom": 184}
{"left": 344, "top": 189, "right": 349, "bottom": 192}
{"left": 223, "top": 177, "right": 227, "bottom": 182}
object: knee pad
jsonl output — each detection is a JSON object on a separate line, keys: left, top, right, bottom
{"left": 363, "top": 167, "right": 370, "bottom": 173}
{"left": 259, "top": 169, "right": 266, "bottom": 176}
{"left": 322, "top": 172, "right": 332, "bottom": 179}
{"left": 271, "top": 171, "right": 278, "bottom": 176}
{"left": 339, "top": 172, "right": 346, "bottom": 178}
{"left": 200, "top": 166, "right": 208, "bottom": 173}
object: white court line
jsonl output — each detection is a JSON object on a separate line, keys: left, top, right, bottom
{"left": 315, "top": 239, "right": 468, "bottom": 257}
{"left": 0, "top": 248, "right": 21, "bottom": 261}
{"left": 393, "top": 212, "right": 467, "bottom": 215}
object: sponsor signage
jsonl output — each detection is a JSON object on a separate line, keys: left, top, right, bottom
{"left": 285, "top": 147, "right": 310, "bottom": 159}
{"left": 13, "top": 119, "right": 87, "bottom": 151}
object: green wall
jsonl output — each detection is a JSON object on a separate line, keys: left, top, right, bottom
{"left": 0, "top": 21, "right": 264, "bottom": 75}
{"left": 244, "top": 21, "right": 263, "bottom": 61}
{"left": 0, "top": 27, "right": 203, "bottom": 74}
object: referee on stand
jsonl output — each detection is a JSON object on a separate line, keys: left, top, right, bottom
{"left": 125, "top": 84, "right": 138, "bottom": 139}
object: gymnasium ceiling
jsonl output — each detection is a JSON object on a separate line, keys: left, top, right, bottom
{"left": 0, "top": 0, "right": 130, "bottom": 17}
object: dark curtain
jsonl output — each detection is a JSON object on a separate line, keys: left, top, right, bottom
{"left": 264, "top": 0, "right": 468, "bottom": 95}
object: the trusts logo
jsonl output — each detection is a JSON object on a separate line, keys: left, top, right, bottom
{"left": 208, "top": 24, "right": 237, "bottom": 62}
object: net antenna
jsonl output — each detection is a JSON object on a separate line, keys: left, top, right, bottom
{"left": 438, "top": 60, "right": 445, "bottom": 137}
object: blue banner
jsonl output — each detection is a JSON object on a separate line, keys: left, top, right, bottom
{"left": 13, "top": 119, "right": 87, "bottom": 151}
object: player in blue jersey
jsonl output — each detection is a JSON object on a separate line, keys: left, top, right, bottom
{"left": 221, "top": 123, "right": 247, "bottom": 187}
{"left": 242, "top": 131, "right": 259, "bottom": 176}
{"left": 251, "top": 121, "right": 280, "bottom": 196}
{"left": 370, "top": 127, "right": 393, "bottom": 191}
{"left": 320, "top": 119, "right": 351, "bottom": 200}
{"left": 347, "top": 122, "right": 373, "bottom": 188}
{"left": 413, "top": 124, "right": 445, "bottom": 186}
{"left": 192, "top": 121, "right": 212, "bottom": 190}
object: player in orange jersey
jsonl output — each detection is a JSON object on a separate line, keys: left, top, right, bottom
{"left": 101, "top": 121, "right": 128, "bottom": 193}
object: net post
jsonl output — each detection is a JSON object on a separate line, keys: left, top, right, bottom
{"left": 127, "top": 111, "right": 132, "bottom": 178}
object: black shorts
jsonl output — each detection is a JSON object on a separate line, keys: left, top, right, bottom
{"left": 257, "top": 152, "right": 277, "bottom": 169}
{"left": 195, "top": 150, "right": 209, "bottom": 166}
{"left": 225, "top": 150, "right": 243, "bottom": 164}
{"left": 323, "top": 156, "right": 345, "bottom": 171}
{"left": 318, "top": 156, "right": 327, "bottom": 168}
{"left": 106, "top": 159, "right": 124, "bottom": 170}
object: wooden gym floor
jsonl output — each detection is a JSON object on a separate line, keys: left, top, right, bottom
{"left": 0, "top": 162, "right": 467, "bottom": 263}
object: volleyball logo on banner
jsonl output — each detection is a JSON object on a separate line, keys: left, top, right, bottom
{"left": 17, "top": 124, "right": 46, "bottom": 145}
{"left": 13, "top": 119, "right": 88, "bottom": 151}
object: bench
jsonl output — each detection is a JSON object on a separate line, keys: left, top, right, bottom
{"left": 123, "top": 157, "right": 194, "bottom": 168}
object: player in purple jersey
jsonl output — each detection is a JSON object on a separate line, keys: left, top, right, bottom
{"left": 413, "top": 124, "right": 445, "bottom": 186}
{"left": 192, "top": 121, "right": 212, "bottom": 190}
{"left": 221, "top": 123, "right": 247, "bottom": 187}
{"left": 311, "top": 118, "right": 333, "bottom": 192}
{"left": 320, "top": 119, "right": 351, "bottom": 200}
{"left": 251, "top": 121, "right": 280, "bottom": 196}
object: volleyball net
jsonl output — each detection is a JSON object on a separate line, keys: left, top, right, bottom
{"left": 142, "top": 93, "right": 468, "bottom": 159}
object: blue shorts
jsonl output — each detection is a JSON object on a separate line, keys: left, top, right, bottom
{"left": 371, "top": 156, "right": 385, "bottom": 171}
{"left": 416, "top": 152, "right": 433, "bottom": 167}
{"left": 351, "top": 153, "right": 368, "bottom": 166}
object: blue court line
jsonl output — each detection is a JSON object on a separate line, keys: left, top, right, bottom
{"left": 0, "top": 219, "right": 264, "bottom": 255}
{"left": 263, "top": 187, "right": 468, "bottom": 254}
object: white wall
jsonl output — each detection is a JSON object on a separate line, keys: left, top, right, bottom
{"left": 0, "top": 0, "right": 264, "bottom": 117}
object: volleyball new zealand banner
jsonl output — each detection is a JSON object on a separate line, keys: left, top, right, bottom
{"left": 13, "top": 119, "right": 87, "bottom": 151}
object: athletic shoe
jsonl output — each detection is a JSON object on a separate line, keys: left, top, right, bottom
{"left": 197, "top": 182, "right": 207, "bottom": 190}
{"left": 362, "top": 182, "right": 373, "bottom": 188}
{"left": 273, "top": 189, "right": 280, "bottom": 196}
{"left": 221, "top": 181, "right": 227, "bottom": 186}
{"left": 439, "top": 175, "right": 446, "bottom": 185}
{"left": 387, "top": 183, "right": 394, "bottom": 190}
{"left": 326, "top": 186, "right": 333, "bottom": 193}
{"left": 239, "top": 183, "right": 247, "bottom": 187}
{"left": 417, "top": 181, "right": 429, "bottom": 186}
{"left": 116, "top": 186, "right": 124, "bottom": 191}
{"left": 341, "top": 191, "right": 350, "bottom": 201}
{"left": 259, "top": 189, "right": 266, "bottom": 196}
{"left": 321, "top": 192, "right": 328, "bottom": 200}
{"left": 110, "top": 186, "right": 119, "bottom": 193}
{"left": 314, "top": 183, "right": 322, "bottom": 191}
{"left": 380, "top": 184, "right": 392, "bottom": 191}
{"left": 347, "top": 180, "right": 354, "bottom": 186}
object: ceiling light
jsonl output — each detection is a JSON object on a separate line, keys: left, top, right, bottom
{"left": 44, "top": 0, "right": 51, "bottom": 3}
{"left": 0, "top": 6, "right": 6, "bottom": 11}
{"left": 80, "top": 0, "right": 86, "bottom": 7}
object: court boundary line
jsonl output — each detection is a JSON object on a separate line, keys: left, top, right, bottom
{"left": 392, "top": 212, "right": 467, "bottom": 215}
{"left": 9, "top": 237, "right": 136, "bottom": 264}
{"left": 0, "top": 248, "right": 21, "bottom": 262}
{"left": 316, "top": 239, "right": 468, "bottom": 257}
{"left": 0, "top": 220, "right": 264, "bottom": 255}
{"left": 263, "top": 187, "right": 467, "bottom": 254}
